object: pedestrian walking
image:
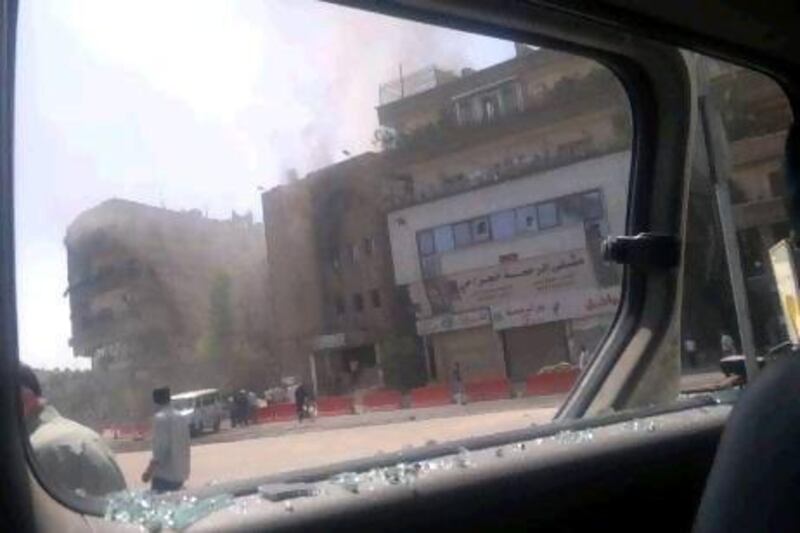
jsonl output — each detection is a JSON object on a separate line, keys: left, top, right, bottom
{"left": 684, "top": 338, "right": 699, "bottom": 368}
{"left": 142, "top": 387, "right": 191, "bottom": 493}
{"left": 578, "top": 345, "right": 589, "bottom": 370}
{"left": 721, "top": 333, "right": 737, "bottom": 357}
{"left": 295, "top": 383, "right": 308, "bottom": 422}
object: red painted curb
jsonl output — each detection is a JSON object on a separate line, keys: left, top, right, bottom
{"left": 361, "top": 389, "right": 403, "bottom": 412}
{"left": 410, "top": 384, "right": 452, "bottom": 408}
{"left": 465, "top": 377, "right": 511, "bottom": 402}
{"left": 525, "top": 369, "right": 579, "bottom": 396}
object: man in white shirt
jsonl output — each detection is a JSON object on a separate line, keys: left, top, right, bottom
{"left": 721, "top": 333, "right": 737, "bottom": 357}
{"left": 142, "top": 387, "right": 190, "bottom": 493}
{"left": 19, "top": 364, "right": 127, "bottom": 497}
{"left": 578, "top": 345, "right": 589, "bottom": 370}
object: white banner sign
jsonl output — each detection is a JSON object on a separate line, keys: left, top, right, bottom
{"left": 490, "top": 286, "right": 620, "bottom": 330}
{"left": 416, "top": 308, "right": 492, "bottom": 336}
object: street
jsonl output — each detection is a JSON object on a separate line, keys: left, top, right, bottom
{"left": 116, "top": 397, "right": 560, "bottom": 490}
{"left": 115, "top": 371, "right": 725, "bottom": 490}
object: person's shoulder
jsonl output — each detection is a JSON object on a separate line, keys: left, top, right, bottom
{"left": 31, "top": 413, "right": 106, "bottom": 453}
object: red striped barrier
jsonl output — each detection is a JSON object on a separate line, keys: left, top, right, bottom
{"left": 104, "top": 422, "right": 151, "bottom": 440}
{"left": 257, "top": 403, "right": 297, "bottom": 423}
{"left": 525, "top": 369, "right": 580, "bottom": 396}
{"left": 316, "top": 395, "right": 354, "bottom": 417}
{"left": 409, "top": 384, "right": 452, "bottom": 408}
{"left": 361, "top": 389, "right": 403, "bottom": 412}
{"left": 465, "top": 377, "right": 511, "bottom": 402}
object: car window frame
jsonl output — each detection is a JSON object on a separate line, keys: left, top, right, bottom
{"left": 4, "top": 0, "right": 799, "bottom": 523}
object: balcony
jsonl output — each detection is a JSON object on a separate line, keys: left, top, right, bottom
{"left": 379, "top": 68, "right": 627, "bottom": 160}
{"left": 384, "top": 136, "right": 630, "bottom": 210}
{"left": 64, "top": 260, "right": 145, "bottom": 298}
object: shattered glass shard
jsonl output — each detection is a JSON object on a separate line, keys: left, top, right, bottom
{"left": 105, "top": 490, "right": 234, "bottom": 531}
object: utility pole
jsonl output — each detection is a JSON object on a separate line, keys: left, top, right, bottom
{"left": 695, "top": 55, "right": 759, "bottom": 381}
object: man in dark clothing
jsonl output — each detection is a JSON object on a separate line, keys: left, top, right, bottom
{"left": 295, "top": 383, "right": 308, "bottom": 422}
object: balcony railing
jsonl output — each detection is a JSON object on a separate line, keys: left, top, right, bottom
{"left": 384, "top": 137, "right": 630, "bottom": 210}
{"left": 380, "top": 68, "right": 627, "bottom": 156}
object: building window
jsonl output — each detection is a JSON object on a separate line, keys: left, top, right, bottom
{"left": 455, "top": 99, "right": 474, "bottom": 125}
{"left": 453, "top": 221, "right": 472, "bottom": 248}
{"left": 363, "top": 236, "right": 375, "bottom": 255}
{"left": 420, "top": 256, "right": 440, "bottom": 279}
{"left": 500, "top": 82, "right": 521, "bottom": 113}
{"left": 490, "top": 210, "right": 516, "bottom": 240}
{"left": 418, "top": 230, "right": 435, "bottom": 257}
{"left": 334, "top": 296, "right": 346, "bottom": 316}
{"left": 581, "top": 190, "right": 604, "bottom": 220}
{"left": 433, "top": 225, "right": 455, "bottom": 253}
{"left": 769, "top": 169, "right": 787, "bottom": 198}
{"left": 370, "top": 289, "right": 382, "bottom": 308}
{"left": 353, "top": 293, "right": 364, "bottom": 312}
{"left": 559, "top": 194, "right": 584, "bottom": 225}
{"left": 454, "top": 80, "right": 521, "bottom": 125}
{"left": 417, "top": 188, "right": 604, "bottom": 254}
{"left": 516, "top": 205, "right": 538, "bottom": 232}
{"left": 347, "top": 243, "right": 359, "bottom": 264}
{"left": 482, "top": 95, "right": 499, "bottom": 121}
{"left": 536, "top": 201, "right": 560, "bottom": 230}
{"left": 472, "top": 216, "right": 490, "bottom": 243}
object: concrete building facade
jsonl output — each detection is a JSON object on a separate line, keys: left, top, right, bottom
{"left": 260, "top": 49, "right": 793, "bottom": 391}
{"left": 262, "top": 155, "right": 416, "bottom": 396}
{"left": 378, "top": 47, "right": 631, "bottom": 384}
{"left": 65, "top": 199, "right": 272, "bottom": 420}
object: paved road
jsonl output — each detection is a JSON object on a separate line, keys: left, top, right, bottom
{"left": 116, "top": 401, "right": 559, "bottom": 490}
{"left": 115, "top": 371, "right": 725, "bottom": 490}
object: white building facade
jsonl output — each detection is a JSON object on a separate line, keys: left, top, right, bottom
{"left": 387, "top": 150, "right": 630, "bottom": 382}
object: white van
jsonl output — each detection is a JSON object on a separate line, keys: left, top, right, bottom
{"left": 171, "top": 388, "right": 223, "bottom": 437}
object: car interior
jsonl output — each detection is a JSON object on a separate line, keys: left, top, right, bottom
{"left": 1, "top": 0, "right": 798, "bottom": 531}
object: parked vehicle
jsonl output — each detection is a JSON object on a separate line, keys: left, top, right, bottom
{"left": 172, "top": 388, "right": 223, "bottom": 437}
{"left": 719, "top": 341, "right": 798, "bottom": 383}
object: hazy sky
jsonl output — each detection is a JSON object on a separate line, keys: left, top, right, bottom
{"left": 14, "top": 0, "right": 513, "bottom": 370}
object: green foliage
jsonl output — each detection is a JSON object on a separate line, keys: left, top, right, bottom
{"left": 202, "top": 272, "right": 234, "bottom": 362}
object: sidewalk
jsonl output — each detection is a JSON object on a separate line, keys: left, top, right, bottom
{"left": 109, "top": 394, "right": 565, "bottom": 453}
{"left": 680, "top": 370, "right": 726, "bottom": 391}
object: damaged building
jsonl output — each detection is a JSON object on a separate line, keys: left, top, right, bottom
{"left": 262, "top": 47, "right": 792, "bottom": 394}
{"left": 262, "top": 155, "right": 418, "bottom": 396}
{"left": 379, "top": 46, "right": 631, "bottom": 384}
{"left": 64, "top": 199, "right": 272, "bottom": 421}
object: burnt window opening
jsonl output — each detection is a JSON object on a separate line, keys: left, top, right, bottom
{"left": 370, "top": 289, "right": 382, "bottom": 308}
{"left": 353, "top": 293, "right": 364, "bottom": 313}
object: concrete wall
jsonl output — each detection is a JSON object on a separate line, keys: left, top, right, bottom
{"left": 378, "top": 49, "right": 597, "bottom": 136}
{"left": 65, "top": 199, "right": 273, "bottom": 420}
{"left": 262, "top": 181, "right": 324, "bottom": 382}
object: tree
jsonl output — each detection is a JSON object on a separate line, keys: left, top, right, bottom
{"left": 202, "top": 272, "right": 234, "bottom": 364}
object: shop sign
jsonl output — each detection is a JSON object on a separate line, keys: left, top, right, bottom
{"left": 491, "top": 286, "right": 620, "bottom": 330}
